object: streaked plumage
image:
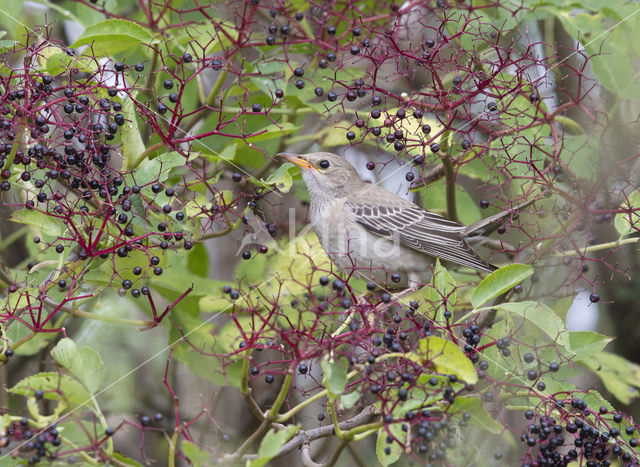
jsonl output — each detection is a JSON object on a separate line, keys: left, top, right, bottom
{"left": 277, "top": 152, "right": 519, "bottom": 287}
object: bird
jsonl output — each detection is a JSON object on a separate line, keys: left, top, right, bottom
{"left": 277, "top": 151, "right": 527, "bottom": 288}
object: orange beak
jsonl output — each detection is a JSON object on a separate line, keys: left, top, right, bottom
{"left": 277, "top": 152, "right": 315, "bottom": 171}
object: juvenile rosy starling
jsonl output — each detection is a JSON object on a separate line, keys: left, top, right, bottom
{"left": 278, "top": 152, "right": 527, "bottom": 288}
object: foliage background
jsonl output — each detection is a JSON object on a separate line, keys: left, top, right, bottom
{"left": 1, "top": 0, "right": 640, "bottom": 466}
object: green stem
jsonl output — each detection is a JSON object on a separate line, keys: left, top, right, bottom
{"left": 168, "top": 431, "right": 179, "bottom": 467}
{"left": 342, "top": 421, "right": 382, "bottom": 439}
{"left": 241, "top": 349, "right": 265, "bottom": 420}
{"left": 351, "top": 427, "right": 382, "bottom": 442}
{"left": 3, "top": 126, "right": 23, "bottom": 170}
{"left": 553, "top": 237, "right": 639, "bottom": 257}
{"left": 327, "top": 399, "right": 344, "bottom": 439}
{"left": 129, "top": 141, "right": 165, "bottom": 170}
{"left": 69, "top": 308, "right": 150, "bottom": 327}
{"left": 58, "top": 436, "right": 100, "bottom": 464}
{"left": 267, "top": 372, "right": 293, "bottom": 420}
{"left": 554, "top": 115, "right": 585, "bottom": 135}
{"left": 276, "top": 370, "right": 359, "bottom": 422}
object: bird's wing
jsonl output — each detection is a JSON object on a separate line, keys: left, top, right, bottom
{"left": 346, "top": 201, "right": 497, "bottom": 272}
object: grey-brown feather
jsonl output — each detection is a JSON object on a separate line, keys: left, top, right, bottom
{"left": 345, "top": 183, "right": 497, "bottom": 273}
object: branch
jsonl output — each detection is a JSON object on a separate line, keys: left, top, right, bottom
{"left": 245, "top": 406, "right": 378, "bottom": 461}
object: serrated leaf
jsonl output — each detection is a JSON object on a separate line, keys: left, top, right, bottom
{"left": 471, "top": 264, "right": 533, "bottom": 308}
{"left": 409, "top": 336, "right": 478, "bottom": 384}
{"left": 321, "top": 355, "right": 348, "bottom": 397}
{"left": 72, "top": 19, "right": 153, "bottom": 56}
{"left": 250, "top": 425, "right": 299, "bottom": 467}
{"left": 51, "top": 338, "right": 105, "bottom": 394}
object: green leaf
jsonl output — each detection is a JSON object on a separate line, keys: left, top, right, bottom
{"left": 494, "top": 301, "right": 568, "bottom": 346}
{"left": 51, "top": 338, "right": 105, "bottom": 394}
{"left": 265, "top": 232, "right": 331, "bottom": 296}
{"left": 451, "top": 396, "right": 502, "bottom": 434}
{"left": 121, "top": 94, "right": 146, "bottom": 171}
{"left": 340, "top": 391, "right": 361, "bottom": 410}
{"left": 316, "top": 120, "right": 352, "bottom": 147}
{"left": 168, "top": 312, "right": 242, "bottom": 387}
{"left": 111, "top": 452, "right": 144, "bottom": 467}
{"left": 410, "top": 336, "right": 478, "bottom": 384}
{"left": 614, "top": 190, "right": 640, "bottom": 238}
{"left": 10, "top": 208, "right": 62, "bottom": 237}
{"left": 0, "top": 0, "right": 22, "bottom": 36}
{"left": 420, "top": 178, "right": 482, "bottom": 225}
{"left": 581, "top": 352, "right": 640, "bottom": 404}
{"left": 131, "top": 151, "right": 186, "bottom": 186}
{"left": 181, "top": 441, "right": 212, "bottom": 466}
{"left": 10, "top": 372, "right": 92, "bottom": 408}
{"left": 428, "top": 259, "right": 456, "bottom": 322}
{"left": 245, "top": 122, "right": 299, "bottom": 142}
{"left": 471, "top": 264, "right": 533, "bottom": 308}
{"left": 0, "top": 39, "right": 16, "bottom": 53}
{"left": 250, "top": 425, "right": 300, "bottom": 467}
{"left": 567, "top": 331, "right": 613, "bottom": 360}
{"left": 376, "top": 423, "right": 405, "bottom": 466}
{"left": 321, "top": 355, "right": 348, "bottom": 397}
{"left": 6, "top": 318, "right": 54, "bottom": 356}
{"left": 263, "top": 162, "right": 297, "bottom": 193}
{"left": 72, "top": 19, "right": 153, "bottom": 56}
{"left": 201, "top": 143, "right": 237, "bottom": 164}
{"left": 214, "top": 316, "right": 255, "bottom": 354}
{"left": 187, "top": 242, "right": 209, "bottom": 277}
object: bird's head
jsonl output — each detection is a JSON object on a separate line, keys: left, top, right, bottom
{"left": 277, "top": 152, "right": 364, "bottom": 198}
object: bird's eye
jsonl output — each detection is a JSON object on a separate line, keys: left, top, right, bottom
{"left": 319, "top": 160, "right": 330, "bottom": 169}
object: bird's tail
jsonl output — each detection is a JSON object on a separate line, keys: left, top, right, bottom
{"left": 462, "top": 198, "right": 536, "bottom": 236}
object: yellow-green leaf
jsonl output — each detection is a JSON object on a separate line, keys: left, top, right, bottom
{"left": 409, "top": 336, "right": 478, "bottom": 384}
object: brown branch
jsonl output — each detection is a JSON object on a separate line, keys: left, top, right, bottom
{"left": 242, "top": 406, "right": 378, "bottom": 462}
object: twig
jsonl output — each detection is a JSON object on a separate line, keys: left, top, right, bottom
{"left": 262, "top": 406, "right": 378, "bottom": 460}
